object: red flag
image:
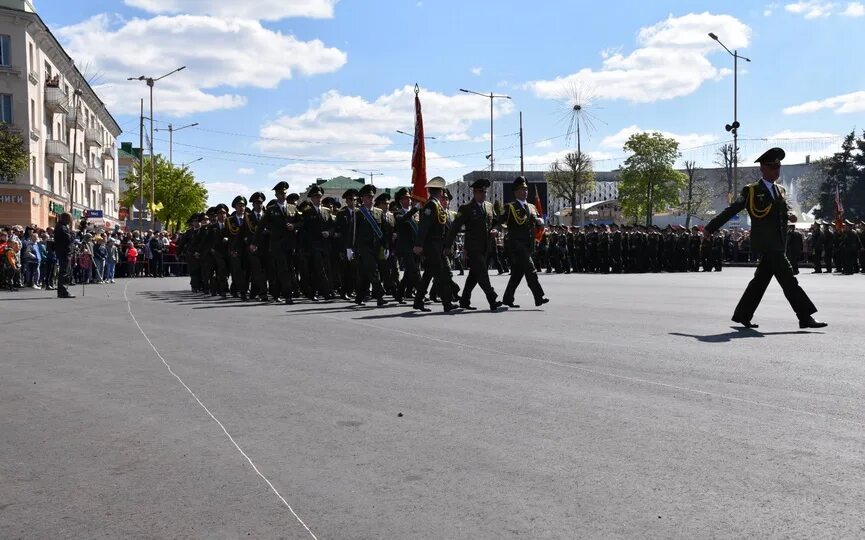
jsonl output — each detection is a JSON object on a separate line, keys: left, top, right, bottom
{"left": 835, "top": 184, "right": 844, "bottom": 228}
{"left": 532, "top": 183, "right": 545, "bottom": 244}
{"left": 410, "top": 84, "right": 428, "bottom": 203}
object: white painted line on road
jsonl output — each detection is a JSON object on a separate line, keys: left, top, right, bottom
{"left": 124, "top": 282, "right": 319, "bottom": 539}
{"left": 319, "top": 313, "right": 865, "bottom": 430}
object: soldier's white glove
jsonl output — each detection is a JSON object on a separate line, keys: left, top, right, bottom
{"left": 384, "top": 249, "right": 390, "bottom": 259}
{"left": 346, "top": 248, "right": 354, "bottom": 260}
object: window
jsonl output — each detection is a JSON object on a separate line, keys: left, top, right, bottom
{"left": 0, "top": 35, "right": 10, "bottom": 66}
{"left": 0, "top": 94, "right": 12, "bottom": 124}
{"left": 30, "top": 98, "right": 34, "bottom": 125}
{"left": 28, "top": 42, "right": 33, "bottom": 70}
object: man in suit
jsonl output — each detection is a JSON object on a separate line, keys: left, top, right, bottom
{"left": 704, "top": 147, "right": 826, "bottom": 329}
{"left": 53, "top": 212, "right": 75, "bottom": 298}
{"left": 499, "top": 176, "right": 549, "bottom": 308}
{"left": 300, "top": 185, "right": 335, "bottom": 300}
{"left": 445, "top": 177, "right": 503, "bottom": 311}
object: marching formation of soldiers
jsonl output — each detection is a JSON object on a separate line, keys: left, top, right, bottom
{"left": 533, "top": 224, "right": 726, "bottom": 275}
{"left": 175, "top": 176, "right": 549, "bottom": 313}
{"left": 804, "top": 220, "right": 865, "bottom": 276}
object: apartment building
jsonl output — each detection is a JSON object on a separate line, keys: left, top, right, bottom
{"left": 0, "top": 0, "right": 122, "bottom": 229}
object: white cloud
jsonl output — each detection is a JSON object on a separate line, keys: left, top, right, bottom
{"left": 124, "top": 0, "right": 339, "bottom": 20}
{"left": 527, "top": 12, "right": 751, "bottom": 104}
{"left": 600, "top": 125, "right": 717, "bottom": 150}
{"left": 57, "top": 14, "right": 347, "bottom": 116}
{"left": 842, "top": 1, "right": 865, "bottom": 15}
{"left": 236, "top": 167, "right": 255, "bottom": 176}
{"left": 203, "top": 181, "right": 268, "bottom": 206}
{"left": 471, "top": 66, "right": 483, "bottom": 76}
{"left": 783, "top": 91, "right": 865, "bottom": 114}
{"left": 253, "top": 85, "right": 514, "bottom": 186}
{"left": 535, "top": 139, "right": 553, "bottom": 148}
{"left": 785, "top": 1, "right": 835, "bottom": 18}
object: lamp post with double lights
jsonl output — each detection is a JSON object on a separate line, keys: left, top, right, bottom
{"left": 156, "top": 122, "right": 198, "bottom": 164}
{"left": 708, "top": 32, "right": 750, "bottom": 197}
{"left": 127, "top": 66, "right": 186, "bottom": 230}
{"left": 459, "top": 88, "right": 511, "bottom": 174}
{"left": 350, "top": 169, "right": 381, "bottom": 185}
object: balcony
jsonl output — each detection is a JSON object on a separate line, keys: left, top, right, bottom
{"left": 45, "top": 139, "right": 71, "bottom": 164}
{"left": 86, "top": 166, "right": 103, "bottom": 186}
{"left": 66, "top": 109, "right": 85, "bottom": 130}
{"left": 102, "top": 181, "right": 116, "bottom": 194}
{"left": 72, "top": 154, "right": 86, "bottom": 174}
{"left": 84, "top": 127, "right": 103, "bottom": 148}
{"left": 102, "top": 142, "right": 115, "bottom": 160}
{"left": 44, "top": 87, "right": 69, "bottom": 114}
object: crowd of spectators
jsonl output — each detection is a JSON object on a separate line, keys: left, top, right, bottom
{"left": 1, "top": 222, "right": 186, "bottom": 292}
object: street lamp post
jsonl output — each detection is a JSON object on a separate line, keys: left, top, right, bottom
{"left": 396, "top": 129, "right": 436, "bottom": 140}
{"left": 459, "top": 88, "right": 511, "bottom": 175}
{"left": 156, "top": 122, "right": 198, "bottom": 164}
{"left": 350, "top": 169, "right": 381, "bottom": 184}
{"left": 709, "top": 32, "right": 750, "bottom": 197}
{"left": 128, "top": 66, "right": 186, "bottom": 230}
{"left": 180, "top": 157, "right": 204, "bottom": 168}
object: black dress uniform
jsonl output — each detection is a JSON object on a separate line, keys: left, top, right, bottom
{"left": 445, "top": 177, "right": 502, "bottom": 310}
{"left": 227, "top": 196, "right": 248, "bottom": 299}
{"left": 705, "top": 147, "right": 824, "bottom": 328}
{"left": 499, "top": 176, "right": 548, "bottom": 308}
{"left": 53, "top": 216, "right": 74, "bottom": 298}
{"left": 245, "top": 193, "right": 269, "bottom": 301}
{"left": 257, "top": 181, "right": 299, "bottom": 304}
{"left": 353, "top": 184, "right": 387, "bottom": 306}
{"left": 393, "top": 187, "right": 420, "bottom": 304}
{"left": 334, "top": 189, "right": 360, "bottom": 299}
{"left": 413, "top": 177, "right": 455, "bottom": 312}
{"left": 208, "top": 204, "right": 231, "bottom": 297}
{"left": 301, "top": 185, "right": 335, "bottom": 299}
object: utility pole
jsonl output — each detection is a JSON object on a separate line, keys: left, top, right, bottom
{"left": 709, "top": 32, "right": 750, "bottom": 197}
{"left": 460, "top": 88, "right": 511, "bottom": 177}
{"left": 519, "top": 112, "right": 524, "bottom": 175}
{"left": 138, "top": 98, "right": 144, "bottom": 232}
{"left": 350, "top": 169, "right": 381, "bottom": 184}
{"left": 157, "top": 122, "right": 198, "bottom": 164}
{"left": 128, "top": 66, "right": 186, "bottom": 232}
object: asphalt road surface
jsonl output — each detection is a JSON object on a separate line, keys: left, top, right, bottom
{"left": 2, "top": 268, "right": 864, "bottom": 539}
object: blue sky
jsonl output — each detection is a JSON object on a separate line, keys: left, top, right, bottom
{"left": 36, "top": 0, "right": 865, "bottom": 204}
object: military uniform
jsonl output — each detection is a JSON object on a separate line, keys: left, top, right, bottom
{"left": 499, "top": 176, "right": 548, "bottom": 308}
{"left": 393, "top": 187, "right": 420, "bottom": 304}
{"left": 353, "top": 184, "right": 388, "bottom": 306}
{"left": 413, "top": 177, "right": 456, "bottom": 312}
{"left": 705, "top": 148, "right": 823, "bottom": 328}
{"left": 334, "top": 189, "right": 359, "bottom": 299}
{"left": 445, "top": 178, "right": 501, "bottom": 310}
{"left": 301, "top": 185, "right": 335, "bottom": 299}
{"left": 245, "top": 193, "right": 269, "bottom": 301}
{"left": 227, "top": 196, "right": 249, "bottom": 299}
{"left": 257, "top": 181, "right": 299, "bottom": 304}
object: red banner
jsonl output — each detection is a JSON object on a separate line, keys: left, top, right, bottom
{"left": 410, "top": 84, "right": 428, "bottom": 202}
{"left": 533, "top": 183, "right": 545, "bottom": 244}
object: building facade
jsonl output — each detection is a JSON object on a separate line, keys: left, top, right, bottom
{"left": 0, "top": 0, "right": 122, "bottom": 229}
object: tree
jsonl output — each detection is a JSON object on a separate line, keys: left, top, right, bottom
{"left": 618, "top": 132, "right": 687, "bottom": 227}
{"left": 815, "top": 131, "right": 862, "bottom": 222}
{"left": 0, "top": 123, "right": 29, "bottom": 184}
{"left": 680, "top": 160, "right": 716, "bottom": 228}
{"left": 714, "top": 143, "right": 742, "bottom": 200}
{"left": 545, "top": 151, "right": 595, "bottom": 226}
{"left": 794, "top": 157, "right": 829, "bottom": 215}
{"left": 120, "top": 155, "right": 208, "bottom": 232}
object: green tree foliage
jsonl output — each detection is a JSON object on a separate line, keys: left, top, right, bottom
{"left": 545, "top": 151, "right": 596, "bottom": 226}
{"left": 120, "top": 155, "right": 208, "bottom": 232}
{"left": 815, "top": 131, "right": 865, "bottom": 221}
{"left": 617, "top": 132, "right": 687, "bottom": 226}
{"left": 0, "top": 123, "right": 29, "bottom": 183}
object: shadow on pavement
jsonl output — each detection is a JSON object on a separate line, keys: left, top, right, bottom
{"left": 670, "top": 327, "right": 824, "bottom": 343}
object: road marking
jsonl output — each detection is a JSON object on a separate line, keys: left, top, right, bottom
{"left": 318, "top": 313, "right": 865, "bottom": 430}
{"left": 124, "top": 282, "right": 318, "bottom": 539}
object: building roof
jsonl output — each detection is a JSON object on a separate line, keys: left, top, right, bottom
{"left": 0, "top": 3, "right": 122, "bottom": 136}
